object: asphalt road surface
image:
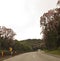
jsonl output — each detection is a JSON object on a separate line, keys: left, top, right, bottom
{"left": 4, "top": 51, "right": 60, "bottom": 61}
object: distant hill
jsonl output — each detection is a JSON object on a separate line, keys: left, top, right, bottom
{"left": 20, "top": 39, "right": 42, "bottom": 50}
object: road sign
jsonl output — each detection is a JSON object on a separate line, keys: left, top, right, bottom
{"left": 9, "top": 47, "right": 12, "bottom": 52}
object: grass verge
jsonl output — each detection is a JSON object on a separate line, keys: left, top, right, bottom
{"left": 44, "top": 49, "right": 60, "bottom": 56}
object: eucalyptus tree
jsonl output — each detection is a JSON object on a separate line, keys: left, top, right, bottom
{"left": 40, "top": 8, "right": 60, "bottom": 50}
{"left": 0, "top": 26, "right": 16, "bottom": 49}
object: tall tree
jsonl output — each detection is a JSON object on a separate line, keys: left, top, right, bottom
{"left": 0, "top": 26, "right": 16, "bottom": 39}
{"left": 57, "top": 0, "right": 60, "bottom": 8}
{"left": 0, "top": 26, "right": 16, "bottom": 49}
{"left": 40, "top": 8, "right": 60, "bottom": 50}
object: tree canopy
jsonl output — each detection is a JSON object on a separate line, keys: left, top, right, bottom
{"left": 40, "top": 7, "right": 60, "bottom": 50}
{"left": 0, "top": 26, "right": 16, "bottom": 50}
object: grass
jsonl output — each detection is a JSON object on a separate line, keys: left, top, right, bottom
{"left": 44, "top": 49, "right": 60, "bottom": 55}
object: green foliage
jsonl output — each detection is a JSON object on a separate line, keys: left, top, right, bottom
{"left": 12, "top": 39, "right": 42, "bottom": 53}
{"left": 20, "top": 39, "right": 41, "bottom": 51}
{"left": 21, "top": 44, "right": 33, "bottom": 52}
{"left": 0, "top": 26, "right": 16, "bottom": 50}
{"left": 0, "top": 26, "right": 42, "bottom": 54}
{"left": 40, "top": 8, "right": 60, "bottom": 50}
{"left": 0, "top": 50, "right": 10, "bottom": 56}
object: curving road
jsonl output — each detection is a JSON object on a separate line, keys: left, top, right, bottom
{"left": 4, "top": 51, "right": 60, "bottom": 61}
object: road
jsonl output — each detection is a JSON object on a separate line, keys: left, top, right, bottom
{"left": 3, "top": 51, "right": 60, "bottom": 61}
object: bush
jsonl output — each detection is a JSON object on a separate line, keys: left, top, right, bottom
{"left": 0, "top": 50, "right": 10, "bottom": 56}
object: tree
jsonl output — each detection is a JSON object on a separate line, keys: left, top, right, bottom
{"left": 0, "top": 26, "right": 16, "bottom": 39}
{"left": 57, "top": 0, "right": 60, "bottom": 8}
{"left": 0, "top": 26, "right": 16, "bottom": 50}
{"left": 40, "top": 8, "right": 60, "bottom": 50}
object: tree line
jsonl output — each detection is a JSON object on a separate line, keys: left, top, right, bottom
{"left": 40, "top": 5, "right": 60, "bottom": 50}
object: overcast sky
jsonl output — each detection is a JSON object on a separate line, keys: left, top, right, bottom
{"left": 0, "top": 0, "right": 57, "bottom": 40}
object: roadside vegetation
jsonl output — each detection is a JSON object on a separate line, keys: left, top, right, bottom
{"left": 44, "top": 49, "right": 60, "bottom": 56}
{"left": 47, "top": 50, "right": 60, "bottom": 55}
{"left": 0, "top": 26, "right": 42, "bottom": 60}
{"left": 40, "top": 0, "right": 60, "bottom": 55}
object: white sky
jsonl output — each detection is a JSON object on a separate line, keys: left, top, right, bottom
{"left": 0, "top": 0, "right": 57, "bottom": 40}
